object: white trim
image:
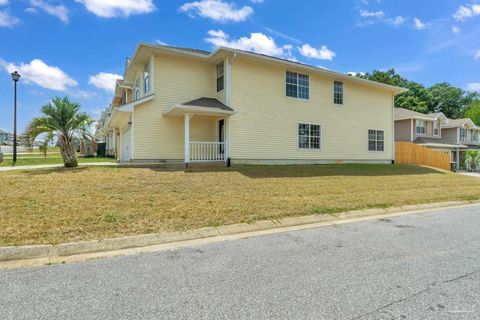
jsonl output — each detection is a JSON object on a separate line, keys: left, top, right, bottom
{"left": 333, "top": 80, "right": 344, "bottom": 106}
{"left": 150, "top": 55, "right": 155, "bottom": 95}
{"left": 297, "top": 122, "right": 322, "bottom": 151}
{"left": 367, "top": 128, "right": 386, "bottom": 152}
{"left": 285, "top": 70, "right": 310, "bottom": 101}
{"left": 164, "top": 104, "right": 236, "bottom": 117}
{"left": 130, "top": 113, "right": 134, "bottom": 161}
{"left": 184, "top": 113, "right": 190, "bottom": 163}
{"left": 226, "top": 57, "right": 231, "bottom": 106}
{"left": 225, "top": 115, "right": 231, "bottom": 160}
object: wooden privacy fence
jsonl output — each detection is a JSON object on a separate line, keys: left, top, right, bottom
{"left": 395, "top": 142, "right": 451, "bottom": 171}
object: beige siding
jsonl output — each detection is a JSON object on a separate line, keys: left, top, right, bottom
{"left": 133, "top": 55, "right": 216, "bottom": 160}
{"left": 229, "top": 57, "right": 394, "bottom": 161}
{"left": 395, "top": 119, "right": 412, "bottom": 142}
{"left": 442, "top": 128, "right": 458, "bottom": 144}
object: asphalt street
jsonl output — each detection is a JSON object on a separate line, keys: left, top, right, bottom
{"left": 1, "top": 204, "right": 480, "bottom": 319}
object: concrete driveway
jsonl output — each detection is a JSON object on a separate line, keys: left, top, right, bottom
{"left": 1, "top": 205, "right": 480, "bottom": 319}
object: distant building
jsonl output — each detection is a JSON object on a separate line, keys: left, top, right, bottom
{"left": 0, "top": 129, "right": 13, "bottom": 144}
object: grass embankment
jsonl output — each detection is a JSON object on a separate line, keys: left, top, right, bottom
{"left": 1, "top": 164, "right": 479, "bottom": 246}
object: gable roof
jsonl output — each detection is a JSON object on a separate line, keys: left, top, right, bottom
{"left": 182, "top": 97, "right": 233, "bottom": 111}
{"left": 442, "top": 118, "right": 477, "bottom": 129}
{"left": 394, "top": 108, "right": 447, "bottom": 122}
{"left": 126, "top": 44, "right": 408, "bottom": 95}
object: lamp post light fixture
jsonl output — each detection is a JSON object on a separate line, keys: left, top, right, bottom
{"left": 11, "top": 71, "right": 21, "bottom": 165}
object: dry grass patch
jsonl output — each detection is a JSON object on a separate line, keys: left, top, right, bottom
{"left": 1, "top": 164, "right": 480, "bottom": 246}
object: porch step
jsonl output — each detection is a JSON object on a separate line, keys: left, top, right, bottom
{"left": 186, "top": 162, "right": 227, "bottom": 171}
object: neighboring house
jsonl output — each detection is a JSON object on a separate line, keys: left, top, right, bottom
{"left": 95, "top": 106, "right": 116, "bottom": 157}
{"left": 442, "top": 118, "right": 479, "bottom": 169}
{"left": 0, "top": 129, "right": 13, "bottom": 144}
{"left": 394, "top": 108, "right": 480, "bottom": 169}
{"left": 96, "top": 44, "right": 406, "bottom": 165}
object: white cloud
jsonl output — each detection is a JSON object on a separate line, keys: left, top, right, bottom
{"left": 0, "top": 10, "right": 19, "bottom": 28}
{"left": 180, "top": 0, "right": 253, "bottom": 22}
{"left": 0, "top": 0, "right": 8, "bottom": 6}
{"left": 28, "top": 0, "right": 69, "bottom": 23}
{"left": 298, "top": 44, "right": 336, "bottom": 61}
{"left": 388, "top": 16, "right": 405, "bottom": 27}
{"left": 359, "top": 9, "right": 385, "bottom": 18}
{"left": 452, "top": 26, "right": 461, "bottom": 34}
{"left": 475, "top": 50, "right": 480, "bottom": 60}
{"left": 413, "top": 17, "right": 429, "bottom": 30}
{"left": 75, "top": 0, "right": 155, "bottom": 18}
{"left": 205, "top": 29, "right": 292, "bottom": 58}
{"left": 467, "top": 83, "right": 480, "bottom": 92}
{"left": 155, "top": 40, "right": 169, "bottom": 46}
{"left": 453, "top": 4, "right": 480, "bottom": 21}
{"left": 0, "top": 58, "right": 78, "bottom": 91}
{"left": 251, "top": 0, "right": 263, "bottom": 3}
{"left": 89, "top": 72, "right": 123, "bottom": 93}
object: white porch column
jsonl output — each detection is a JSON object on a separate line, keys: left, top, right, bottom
{"left": 456, "top": 148, "right": 460, "bottom": 170}
{"left": 184, "top": 113, "right": 190, "bottom": 163}
{"left": 225, "top": 115, "right": 231, "bottom": 161}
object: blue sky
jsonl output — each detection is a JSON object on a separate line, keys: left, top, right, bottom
{"left": 0, "top": 0, "right": 479, "bottom": 132}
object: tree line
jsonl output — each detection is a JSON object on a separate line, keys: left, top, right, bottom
{"left": 357, "top": 69, "right": 480, "bottom": 125}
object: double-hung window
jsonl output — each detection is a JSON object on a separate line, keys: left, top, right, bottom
{"left": 286, "top": 71, "right": 309, "bottom": 99}
{"left": 334, "top": 81, "right": 344, "bottom": 105}
{"left": 433, "top": 121, "right": 440, "bottom": 136}
{"left": 143, "top": 63, "right": 150, "bottom": 95}
{"left": 460, "top": 128, "right": 467, "bottom": 141}
{"left": 134, "top": 78, "right": 140, "bottom": 100}
{"left": 416, "top": 120, "right": 426, "bottom": 134}
{"left": 368, "top": 130, "right": 384, "bottom": 152}
{"left": 298, "top": 123, "right": 320, "bottom": 150}
{"left": 216, "top": 61, "right": 224, "bottom": 92}
{"left": 472, "top": 130, "right": 478, "bottom": 142}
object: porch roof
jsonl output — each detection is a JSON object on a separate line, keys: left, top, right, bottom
{"left": 164, "top": 97, "right": 235, "bottom": 117}
{"left": 413, "top": 137, "right": 468, "bottom": 149}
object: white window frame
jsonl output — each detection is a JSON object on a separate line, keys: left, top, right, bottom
{"left": 368, "top": 129, "right": 385, "bottom": 152}
{"left": 298, "top": 123, "right": 321, "bottom": 150}
{"left": 416, "top": 120, "right": 426, "bottom": 135}
{"left": 473, "top": 130, "right": 478, "bottom": 142}
{"left": 134, "top": 78, "right": 140, "bottom": 101}
{"left": 460, "top": 127, "right": 467, "bottom": 141}
{"left": 143, "top": 63, "right": 150, "bottom": 95}
{"left": 433, "top": 120, "right": 440, "bottom": 136}
{"left": 333, "top": 81, "right": 344, "bottom": 105}
{"left": 286, "top": 71, "right": 310, "bottom": 100}
{"left": 216, "top": 61, "right": 225, "bottom": 92}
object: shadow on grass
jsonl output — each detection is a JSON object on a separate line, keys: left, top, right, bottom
{"left": 186, "top": 164, "right": 447, "bottom": 178}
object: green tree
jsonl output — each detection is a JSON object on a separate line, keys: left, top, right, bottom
{"left": 427, "top": 83, "right": 476, "bottom": 118}
{"left": 464, "top": 100, "right": 480, "bottom": 126}
{"left": 26, "top": 97, "right": 93, "bottom": 167}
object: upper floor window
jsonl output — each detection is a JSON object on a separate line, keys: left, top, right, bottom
{"left": 298, "top": 123, "right": 320, "bottom": 149}
{"left": 472, "top": 130, "right": 478, "bottom": 142}
{"left": 368, "top": 130, "right": 384, "bottom": 152}
{"left": 416, "top": 120, "right": 426, "bottom": 134}
{"left": 334, "top": 81, "right": 344, "bottom": 105}
{"left": 134, "top": 78, "right": 140, "bottom": 100}
{"left": 144, "top": 63, "right": 150, "bottom": 94}
{"left": 460, "top": 128, "right": 467, "bottom": 141}
{"left": 286, "top": 71, "right": 309, "bottom": 100}
{"left": 216, "top": 61, "right": 224, "bottom": 92}
{"left": 433, "top": 121, "right": 440, "bottom": 136}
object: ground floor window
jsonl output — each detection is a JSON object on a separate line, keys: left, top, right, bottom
{"left": 368, "top": 130, "right": 384, "bottom": 151}
{"left": 298, "top": 123, "right": 321, "bottom": 149}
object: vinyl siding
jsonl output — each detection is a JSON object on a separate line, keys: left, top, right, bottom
{"left": 133, "top": 55, "right": 216, "bottom": 160}
{"left": 229, "top": 57, "right": 394, "bottom": 161}
{"left": 394, "top": 119, "right": 412, "bottom": 142}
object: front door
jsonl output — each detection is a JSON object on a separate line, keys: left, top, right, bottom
{"left": 218, "top": 119, "right": 225, "bottom": 156}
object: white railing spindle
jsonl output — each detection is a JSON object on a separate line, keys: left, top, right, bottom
{"left": 189, "top": 142, "right": 226, "bottom": 163}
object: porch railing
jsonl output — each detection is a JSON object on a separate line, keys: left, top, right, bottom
{"left": 190, "top": 142, "right": 225, "bottom": 162}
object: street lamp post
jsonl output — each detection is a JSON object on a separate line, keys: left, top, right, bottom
{"left": 11, "top": 71, "right": 21, "bottom": 165}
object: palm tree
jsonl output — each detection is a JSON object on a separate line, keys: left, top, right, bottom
{"left": 465, "top": 151, "right": 480, "bottom": 172}
{"left": 26, "top": 97, "right": 93, "bottom": 167}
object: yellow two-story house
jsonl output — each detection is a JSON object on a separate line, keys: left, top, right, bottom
{"left": 97, "top": 44, "right": 406, "bottom": 166}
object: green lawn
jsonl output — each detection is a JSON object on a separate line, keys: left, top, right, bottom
{"left": 0, "top": 151, "right": 115, "bottom": 167}
{"left": 1, "top": 164, "right": 480, "bottom": 246}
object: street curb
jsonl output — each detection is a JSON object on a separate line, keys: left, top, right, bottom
{"left": 1, "top": 200, "right": 479, "bottom": 264}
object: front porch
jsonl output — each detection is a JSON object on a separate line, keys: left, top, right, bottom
{"left": 164, "top": 97, "right": 235, "bottom": 165}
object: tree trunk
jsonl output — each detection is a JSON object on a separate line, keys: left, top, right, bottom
{"left": 60, "top": 141, "right": 78, "bottom": 167}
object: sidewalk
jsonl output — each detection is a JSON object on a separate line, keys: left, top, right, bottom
{"left": 458, "top": 171, "right": 480, "bottom": 178}
{"left": 0, "top": 162, "right": 118, "bottom": 172}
